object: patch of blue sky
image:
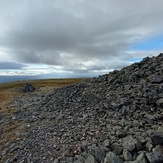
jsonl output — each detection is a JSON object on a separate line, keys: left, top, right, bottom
{"left": 131, "top": 35, "right": 163, "bottom": 51}
{"left": 130, "top": 58, "right": 142, "bottom": 63}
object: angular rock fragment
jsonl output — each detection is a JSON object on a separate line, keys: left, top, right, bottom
{"left": 146, "top": 152, "right": 163, "bottom": 163}
{"left": 151, "top": 132, "right": 163, "bottom": 145}
{"left": 103, "top": 140, "right": 111, "bottom": 148}
{"left": 156, "top": 98, "right": 163, "bottom": 107}
{"left": 123, "top": 149, "right": 132, "bottom": 161}
{"left": 94, "top": 146, "right": 105, "bottom": 162}
{"left": 123, "top": 135, "right": 141, "bottom": 152}
{"left": 116, "top": 130, "right": 126, "bottom": 138}
{"left": 136, "top": 152, "right": 148, "bottom": 163}
{"left": 104, "top": 152, "right": 123, "bottom": 163}
{"left": 85, "top": 155, "right": 97, "bottom": 163}
{"left": 153, "top": 145, "right": 163, "bottom": 155}
{"left": 112, "top": 143, "right": 123, "bottom": 155}
{"left": 148, "top": 75, "right": 163, "bottom": 83}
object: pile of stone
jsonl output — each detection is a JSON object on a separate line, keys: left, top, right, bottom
{"left": 2, "top": 53, "right": 163, "bottom": 163}
{"left": 18, "top": 83, "right": 36, "bottom": 93}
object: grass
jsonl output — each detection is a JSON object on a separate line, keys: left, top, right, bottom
{"left": 0, "top": 78, "right": 87, "bottom": 161}
{"left": 0, "top": 78, "right": 86, "bottom": 107}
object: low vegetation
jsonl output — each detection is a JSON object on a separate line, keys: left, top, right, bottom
{"left": 0, "top": 78, "right": 86, "bottom": 107}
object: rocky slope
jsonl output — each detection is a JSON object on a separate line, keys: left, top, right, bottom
{"left": 1, "top": 53, "right": 163, "bottom": 163}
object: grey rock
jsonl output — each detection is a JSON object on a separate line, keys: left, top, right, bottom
{"left": 74, "top": 160, "right": 83, "bottom": 163}
{"left": 158, "top": 127, "right": 163, "bottom": 132}
{"left": 123, "top": 135, "right": 141, "bottom": 152}
{"left": 142, "top": 57, "right": 150, "bottom": 62}
{"left": 52, "top": 157, "right": 60, "bottom": 162}
{"left": 121, "top": 106, "right": 129, "bottom": 116}
{"left": 123, "top": 161, "right": 137, "bottom": 163}
{"left": 116, "top": 130, "right": 126, "bottom": 138}
{"left": 85, "top": 155, "right": 97, "bottom": 163}
{"left": 146, "top": 152, "right": 163, "bottom": 163}
{"left": 148, "top": 75, "right": 163, "bottom": 83}
{"left": 158, "top": 53, "right": 163, "bottom": 57}
{"left": 75, "top": 156, "right": 85, "bottom": 163}
{"left": 94, "top": 146, "right": 105, "bottom": 162}
{"left": 66, "top": 157, "right": 73, "bottom": 163}
{"left": 151, "top": 132, "right": 163, "bottom": 145}
{"left": 104, "top": 152, "right": 123, "bottom": 163}
{"left": 103, "top": 140, "right": 111, "bottom": 148}
{"left": 136, "top": 152, "right": 147, "bottom": 163}
{"left": 123, "top": 149, "right": 132, "bottom": 161}
{"left": 146, "top": 129, "right": 154, "bottom": 136}
{"left": 156, "top": 98, "right": 163, "bottom": 107}
{"left": 152, "top": 145, "right": 163, "bottom": 155}
{"left": 146, "top": 142, "right": 153, "bottom": 152}
{"left": 112, "top": 143, "right": 123, "bottom": 155}
{"left": 5, "top": 160, "right": 11, "bottom": 163}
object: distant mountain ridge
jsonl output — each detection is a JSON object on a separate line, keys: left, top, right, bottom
{"left": 0, "top": 76, "right": 35, "bottom": 83}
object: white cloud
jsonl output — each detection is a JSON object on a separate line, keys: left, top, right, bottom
{"left": 0, "top": 0, "right": 163, "bottom": 77}
{"left": 0, "top": 65, "right": 72, "bottom": 76}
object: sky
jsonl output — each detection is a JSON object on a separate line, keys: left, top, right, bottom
{"left": 0, "top": 0, "right": 163, "bottom": 81}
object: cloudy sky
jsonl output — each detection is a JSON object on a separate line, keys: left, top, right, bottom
{"left": 0, "top": 0, "right": 163, "bottom": 79}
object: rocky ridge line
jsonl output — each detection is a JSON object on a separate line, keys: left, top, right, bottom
{"left": 1, "top": 53, "right": 163, "bottom": 163}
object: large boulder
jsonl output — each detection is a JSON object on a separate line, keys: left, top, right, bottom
{"left": 151, "top": 132, "right": 163, "bottom": 146}
{"left": 122, "top": 135, "right": 141, "bottom": 152}
{"left": 146, "top": 152, "right": 163, "bottom": 163}
{"left": 104, "top": 152, "right": 123, "bottom": 163}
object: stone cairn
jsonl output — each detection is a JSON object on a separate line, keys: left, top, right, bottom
{"left": 18, "top": 83, "right": 36, "bottom": 93}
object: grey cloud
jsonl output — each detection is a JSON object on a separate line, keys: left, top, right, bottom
{"left": 40, "top": 51, "right": 62, "bottom": 65}
{"left": 0, "top": 0, "right": 163, "bottom": 75}
{"left": 11, "top": 50, "right": 62, "bottom": 65}
{"left": 0, "top": 62, "right": 25, "bottom": 69}
{"left": 12, "top": 50, "right": 42, "bottom": 63}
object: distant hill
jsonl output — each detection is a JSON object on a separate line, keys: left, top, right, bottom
{"left": 0, "top": 75, "right": 36, "bottom": 83}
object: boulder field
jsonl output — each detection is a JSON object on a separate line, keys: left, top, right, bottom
{"left": 1, "top": 53, "right": 163, "bottom": 163}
